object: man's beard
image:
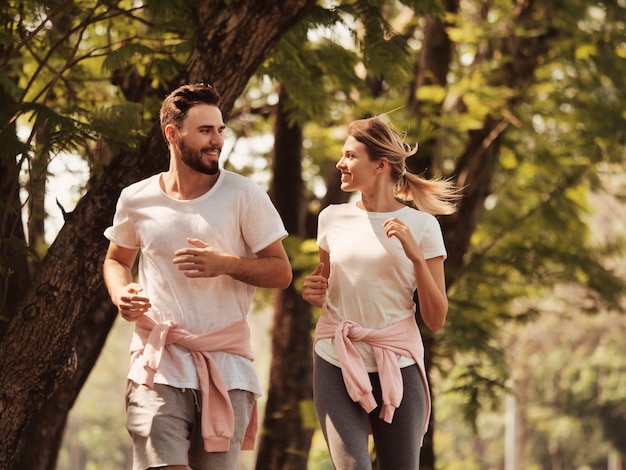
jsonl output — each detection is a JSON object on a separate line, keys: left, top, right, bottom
{"left": 179, "top": 137, "right": 219, "bottom": 175}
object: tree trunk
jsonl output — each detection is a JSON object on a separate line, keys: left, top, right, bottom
{"left": 0, "top": 1, "right": 316, "bottom": 468}
{"left": 408, "top": 3, "right": 459, "bottom": 467}
{"left": 256, "top": 88, "right": 315, "bottom": 469}
{"left": 408, "top": 1, "right": 556, "bottom": 468}
{"left": 0, "top": 87, "right": 30, "bottom": 336}
{"left": 256, "top": 286, "right": 315, "bottom": 470}
{"left": 14, "top": 294, "right": 117, "bottom": 470}
{"left": 27, "top": 126, "right": 50, "bottom": 277}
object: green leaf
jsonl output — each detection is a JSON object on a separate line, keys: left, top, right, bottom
{"left": 575, "top": 43, "right": 597, "bottom": 60}
{"left": 90, "top": 103, "right": 143, "bottom": 151}
{"left": 101, "top": 43, "right": 156, "bottom": 73}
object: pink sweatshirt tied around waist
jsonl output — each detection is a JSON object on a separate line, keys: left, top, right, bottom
{"left": 129, "top": 315, "right": 258, "bottom": 452}
{"left": 315, "top": 305, "right": 431, "bottom": 444}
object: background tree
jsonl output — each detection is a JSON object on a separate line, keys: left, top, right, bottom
{"left": 0, "top": 0, "right": 624, "bottom": 469}
{"left": 255, "top": 85, "right": 322, "bottom": 470}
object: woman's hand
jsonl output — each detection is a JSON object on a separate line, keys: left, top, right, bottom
{"left": 302, "top": 263, "right": 327, "bottom": 308}
{"left": 383, "top": 217, "right": 424, "bottom": 263}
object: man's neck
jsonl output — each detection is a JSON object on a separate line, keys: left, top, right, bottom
{"left": 159, "top": 169, "right": 220, "bottom": 200}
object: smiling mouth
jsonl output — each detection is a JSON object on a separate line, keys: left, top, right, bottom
{"left": 203, "top": 148, "right": 220, "bottom": 158}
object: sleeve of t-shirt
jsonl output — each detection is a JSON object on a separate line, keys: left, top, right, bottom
{"left": 419, "top": 215, "right": 447, "bottom": 260}
{"left": 103, "top": 189, "right": 140, "bottom": 249}
{"left": 241, "top": 187, "right": 288, "bottom": 253}
{"left": 316, "top": 206, "right": 329, "bottom": 252}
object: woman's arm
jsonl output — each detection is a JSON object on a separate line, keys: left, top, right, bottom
{"left": 413, "top": 255, "right": 448, "bottom": 331}
{"left": 383, "top": 217, "right": 448, "bottom": 331}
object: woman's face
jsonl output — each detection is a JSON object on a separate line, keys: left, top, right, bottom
{"left": 336, "top": 136, "right": 379, "bottom": 192}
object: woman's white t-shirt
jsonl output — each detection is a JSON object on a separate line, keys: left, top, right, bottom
{"left": 315, "top": 201, "right": 446, "bottom": 371}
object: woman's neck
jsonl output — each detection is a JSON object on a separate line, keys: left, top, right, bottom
{"left": 358, "top": 191, "right": 404, "bottom": 213}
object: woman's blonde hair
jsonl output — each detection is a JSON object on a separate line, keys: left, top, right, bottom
{"left": 348, "top": 117, "right": 460, "bottom": 215}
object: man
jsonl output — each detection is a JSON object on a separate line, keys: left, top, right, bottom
{"left": 103, "top": 83, "right": 292, "bottom": 470}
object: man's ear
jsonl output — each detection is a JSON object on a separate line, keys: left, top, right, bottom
{"left": 164, "top": 124, "right": 177, "bottom": 144}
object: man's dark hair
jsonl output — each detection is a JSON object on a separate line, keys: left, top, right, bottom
{"left": 160, "top": 83, "right": 222, "bottom": 138}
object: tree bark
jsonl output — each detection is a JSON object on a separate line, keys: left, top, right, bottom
{"left": 0, "top": 1, "right": 316, "bottom": 468}
{"left": 14, "top": 294, "right": 117, "bottom": 470}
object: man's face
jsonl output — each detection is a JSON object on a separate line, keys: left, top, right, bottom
{"left": 175, "top": 104, "right": 225, "bottom": 175}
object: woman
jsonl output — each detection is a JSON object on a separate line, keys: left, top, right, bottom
{"left": 302, "top": 117, "right": 458, "bottom": 469}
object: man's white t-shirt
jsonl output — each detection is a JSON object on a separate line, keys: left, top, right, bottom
{"left": 104, "top": 170, "right": 288, "bottom": 394}
{"left": 315, "top": 201, "right": 447, "bottom": 371}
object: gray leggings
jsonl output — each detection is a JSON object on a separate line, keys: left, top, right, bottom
{"left": 313, "top": 354, "right": 427, "bottom": 470}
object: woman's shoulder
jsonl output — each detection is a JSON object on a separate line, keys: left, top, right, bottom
{"left": 399, "top": 205, "right": 441, "bottom": 226}
{"left": 320, "top": 201, "right": 357, "bottom": 217}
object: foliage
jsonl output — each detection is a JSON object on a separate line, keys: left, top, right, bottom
{"left": 437, "top": 0, "right": 625, "bottom": 406}
{"left": 0, "top": 0, "right": 196, "bottom": 173}
{"left": 436, "top": 300, "right": 626, "bottom": 469}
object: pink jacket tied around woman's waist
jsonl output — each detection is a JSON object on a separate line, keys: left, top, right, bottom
{"left": 129, "top": 316, "right": 258, "bottom": 452}
{"left": 315, "top": 305, "right": 431, "bottom": 444}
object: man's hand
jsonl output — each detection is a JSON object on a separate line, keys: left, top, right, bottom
{"left": 116, "top": 283, "right": 151, "bottom": 322}
{"left": 173, "top": 238, "right": 231, "bottom": 278}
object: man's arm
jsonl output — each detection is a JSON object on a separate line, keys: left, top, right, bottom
{"left": 103, "top": 242, "right": 151, "bottom": 321}
{"left": 173, "top": 237, "right": 292, "bottom": 289}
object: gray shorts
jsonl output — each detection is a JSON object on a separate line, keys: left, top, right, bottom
{"left": 125, "top": 381, "right": 255, "bottom": 470}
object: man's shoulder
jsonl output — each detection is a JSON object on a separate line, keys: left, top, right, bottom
{"left": 120, "top": 173, "right": 160, "bottom": 196}
{"left": 220, "top": 170, "right": 263, "bottom": 193}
